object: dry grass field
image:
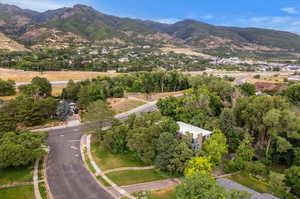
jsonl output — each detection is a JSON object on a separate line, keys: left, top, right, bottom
{"left": 108, "top": 98, "right": 146, "bottom": 113}
{"left": 0, "top": 69, "right": 121, "bottom": 82}
{"left": 125, "top": 90, "right": 185, "bottom": 102}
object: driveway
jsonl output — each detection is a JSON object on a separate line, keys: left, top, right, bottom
{"left": 46, "top": 126, "right": 114, "bottom": 199}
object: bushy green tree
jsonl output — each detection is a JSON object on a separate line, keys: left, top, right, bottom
{"left": 0, "top": 79, "right": 16, "bottom": 96}
{"left": 176, "top": 173, "right": 226, "bottom": 199}
{"left": 82, "top": 100, "right": 114, "bottom": 134}
{"left": 0, "top": 131, "right": 46, "bottom": 168}
{"left": 240, "top": 83, "right": 256, "bottom": 96}
{"left": 19, "top": 77, "right": 52, "bottom": 99}
{"left": 202, "top": 129, "right": 228, "bottom": 166}
{"left": 284, "top": 166, "right": 300, "bottom": 197}
{"left": 168, "top": 134, "right": 194, "bottom": 175}
{"left": 102, "top": 125, "right": 129, "bottom": 153}
{"left": 61, "top": 80, "right": 81, "bottom": 100}
{"left": 155, "top": 132, "right": 178, "bottom": 171}
{"left": 283, "top": 83, "right": 300, "bottom": 104}
{"left": 184, "top": 157, "right": 213, "bottom": 176}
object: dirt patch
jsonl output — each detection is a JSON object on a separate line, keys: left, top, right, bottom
{"left": 108, "top": 98, "right": 146, "bottom": 114}
{"left": 161, "top": 46, "right": 213, "bottom": 59}
{"left": 125, "top": 91, "right": 185, "bottom": 102}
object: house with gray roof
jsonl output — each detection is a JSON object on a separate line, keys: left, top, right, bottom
{"left": 177, "top": 121, "right": 213, "bottom": 149}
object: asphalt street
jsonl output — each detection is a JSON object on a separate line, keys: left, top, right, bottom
{"left": 46, "top": 126, "right": 114, "bottom": 199}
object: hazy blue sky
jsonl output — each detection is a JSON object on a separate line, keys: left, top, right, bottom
{"left": 2, "top": 0, "right": 300, "bottom": 34}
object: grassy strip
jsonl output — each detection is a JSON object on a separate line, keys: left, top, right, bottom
{"left": 83, "top": 148, "right": 96, "bottom": 174}
{"left": 0, "top": 185, "right": 34, "bottom": 199}
{"left": 96, "top": 176, "right": 111, "bottom": 187}
{"left": 91, "top": 140, "right": 148, "bottom": 171}
{"left": 106, "top": 169, "right": 167, "bottom": 186}
{"left": 227, "top": 172, "right": 297, "bottom": 199}
{"left": 228, "top": 173, "right": 271, "bottom": 194}
{"left": 39, "top": 182, "right": 47, "bottom": 199}
{"left": 0, "top": 166, "right": 33, "bottom": 185}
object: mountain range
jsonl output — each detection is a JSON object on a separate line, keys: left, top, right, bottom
{"left": 1, "top": 3, "right": 300, "bottom": 58}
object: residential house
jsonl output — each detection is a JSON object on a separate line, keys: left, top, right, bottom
{"left": 177, "top": 121, "right": 213, "bottom": 149}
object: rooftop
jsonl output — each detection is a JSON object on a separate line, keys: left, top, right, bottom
{"left": 177, "top": 121, "right": 213, "bottom": 139}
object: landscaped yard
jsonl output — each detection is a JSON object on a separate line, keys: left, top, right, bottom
{"left": 0, "top": 166, "right": 33, "bottom": 185}
{"left": 106, "top": 169, "right": 168, "bottom": 186}
{"left": 91, "top": 140, "right": 148, "bottom": 171}
{"left": 228, "top": 172, "right": 274, "bottom": 194}
{"left": 0, "top": 185, "right": 34, "bottom": 199}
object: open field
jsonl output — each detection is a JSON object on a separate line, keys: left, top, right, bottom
{"left": 91, "top": 139, "right": 148, "bottom": 171}
{"left": 0, "top": 84, "right": 65, "bottom": 100}
{"left": 0, "top": 185, "right": 34, "bottom": 199}
{"left": 108, "top": 98, "right": 146, "bottom": 113}
{"left": 52, "top": 84, "right": 66, "bottom": 97}
{"left": 0, "top": 166, "right": 33, "bottom": 185}
{"left": 106, "top": 169, "right": 167, "bottom": 186}
{"left": 0, "top": 69, "right": 120, "bottom": 82}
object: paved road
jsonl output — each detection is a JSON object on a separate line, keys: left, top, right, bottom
{"left": 46, "top": 126, "right": 114, "bottom": 199}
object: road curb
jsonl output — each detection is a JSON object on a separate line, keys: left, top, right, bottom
{"left": 33, "top": 158, "right": 42, "bottom": 199}
{"left": 43, "top": 151, "right": 54, "bottom": 199}
{"left": 80, "top": 135, "right": 119, "bottom": 199}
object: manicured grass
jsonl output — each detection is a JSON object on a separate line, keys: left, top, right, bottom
{"left": 149, "top": 187, "right": 177, "bottom": 199}
{"left": 96, "top": 176, "right": 111, "bottom": 187}
{"left": 39, "top": 182, "right": 47, "bottom": 199}
{"left": 106, "top": 169, "right": 168, "bottom": 186}
{"left": 0, "top": 185, "right": 34, "bottom": 199}
{"left": 0, "top": 166, "right": 33, "bottom": 185}
{"left": 228, "top": 173, "right": 271, "bottom": 194}
{"left": 91, "top": 140, "right": 148, "bottom": 171}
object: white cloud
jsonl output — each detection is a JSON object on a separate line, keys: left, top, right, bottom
{"left": 281, "top": 7, "right": 298, "bottom": 14}
{"left": 201, "top": 15, "right": 214, "bottom": 20}
{"left": 0, "top": 0, "right": 78, "bottom": 11}
{"left": 155, "top": 18, "right": 181, "bottom": 24}
{"left": 250, "top": 16, "right": 292, "bottom": 24}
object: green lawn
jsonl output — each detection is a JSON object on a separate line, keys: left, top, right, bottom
{"left": 0, "top": 166, "right": 33, "bottom": 185}
{"left": 91, "top": 140, "right": 148, "bottom": 171}
{"left": 96, "top": 176, "right": 111, "bottom": 187}
{"left": 228, "top": 173, "right": 271, "bottom": 194}
{"left": 39, "top": 182, "right": 47, "bottom": 199}
{"left": 106, "top": 169, "right": 168, "bottom": 186}
{"left": 227, "top": 173, "right": 297, "bottom": 199}
{"left": 149, "top": 187, "right": 177, "bottom": 199}
{"left": 0, "top": 185, "right": 34, "bottom": 199}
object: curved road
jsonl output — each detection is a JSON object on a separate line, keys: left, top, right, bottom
{"left": 45, "top": 96, "right": 175, "bottom": 199}
{"left": 46, "top": 126, "right": 114, "bottom": 199}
